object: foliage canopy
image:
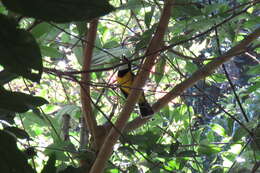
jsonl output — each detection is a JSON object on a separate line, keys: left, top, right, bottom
{"left": 0, "top": 0, "right": 259, "bottom": 173}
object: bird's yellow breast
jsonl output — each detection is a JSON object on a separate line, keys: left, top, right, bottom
{"left": 117, "top": 71, "right": 146, "bottom": 103}
{"left": 117, "top": 71, "right": 134, "bottom": 94}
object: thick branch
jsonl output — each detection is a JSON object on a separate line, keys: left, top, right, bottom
{"left": 80, "top": 19, "right": 99, "bottom": 149}
{"left": 125, "top": 27, "right": 260, "bottom": 132}
{"left": 89, "top": 1, "right": 173, "bottom": 173}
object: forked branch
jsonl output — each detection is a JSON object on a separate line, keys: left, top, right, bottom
{"left": 89, "top": 1, "right": 173, "bottom": 172}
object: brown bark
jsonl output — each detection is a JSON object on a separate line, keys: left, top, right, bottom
{"left": 124, "top": 27, "right": 260, "bottom": 132}
{"left": 89, "top": 1, "right": 173, "bottom": 173}
{"left": 80, "top": 19, "right": 100, "bottom": 150}
{"left": 61, "top": 114, "right": 70, "bottom": 141}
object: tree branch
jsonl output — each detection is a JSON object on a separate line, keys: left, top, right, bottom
{"left": 80, "top": 19, "right": 100, "bottom": 149}
{"left": 125, "top": 27, "right": 260, "bottom": 132}
{"left": 89, "top": 1, "right": 173, "bottom": 172}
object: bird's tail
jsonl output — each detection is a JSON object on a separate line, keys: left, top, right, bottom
{"left": 138, "top": 101, "right": 154, "bottom": 118}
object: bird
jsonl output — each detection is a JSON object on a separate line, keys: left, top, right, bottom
{"left": 117, "top": 60, "right": 154, "bottom": 118}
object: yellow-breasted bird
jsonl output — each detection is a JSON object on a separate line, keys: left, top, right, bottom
{"left": 117, "top": 61, "right": 154, "bottom": 117}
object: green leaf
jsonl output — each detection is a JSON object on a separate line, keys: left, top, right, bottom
{"left": 0, "top": 130, "right": 35, "bottom": 173}
{"left": 41, "top": 154, "right": 56, "bottom": 173}
{"left": 189, "top": 18, "right": 215, "bottom": 31}
{"left": 0, "top": 109, "right": 16, "bottom": 124}
{"left": 92, "top": 47, "right": 132, "bottom": 66}
{"left": 202, "top": 3, "right": 224, "bottom": 15}
{"left": 2, "top": 0, "right": 115, "bottom": 23}
{"left": 0, "top": 14, "right": 43, "bottom": 82}
{"left": 105, "top": 169, "right": 120, "bottom": 173}
{"left": 103, "top": 40, "right": 119, "bottom": 49}
{"left": 185, "top": 61, "right": 198, "bottom": 73}
{"left": 0, "top": 70, "right": 18, "bottom": 85}
{"left": 232, "top": 126, "right": 248, "bottom": 142}
{"left": 197, "top": 144, "right": 222, "bottom": 155}
{"left": 124, "top": 131, "right": 159, "bottom": 147}
{"left": 0, "top": 87, "right": 48, "bottom": 113}
{"left": 176, "top": 150, "right": 197, "bottom": 157}
{"left": 73, "top": 46, "right": 83, "bottom": 65}
{"left": 31, "top": 22, "right": 53, "bottom": 38}
{"left": 172, "top": 3, "right": 202, "bottom": 18}
{"left": 135, "top": 26, "right": 156, "bottom": 51}
{"left": 247, "top": 81, "right": 260, "bottom": 92}
{"left": 151, "top": 167, "right": 161, "bottom": 173}
{"left": 251, "top": 126, "right": 260, "bottom": 151}
{"left": 128, "top": 165, "right": 139, "bottom": 173}
{"left": 56, "top": 104, "right": 81, "bottom": 120}
{"left": 243, "top": 16, "right": 260, "bottom": 29}
{"left": 4, "top": 126, "right": 30, "bottom": 140}
{"left": 210, "top": 73, "right": 227, "bottom": 83}
{"left": 75, "top": 21, "right": 87, "bottom": 37}
{"left": 179, "top": 104, "right": 188, "bottom": 116}
{"left": 45, "top": 141, "right": 75, "bottom": 161}
{"left": 155, "top": 58, "right": 166, "bottom": 84}
{"left": 170, "top": 142, "right": 180, "bottom": 155}
{"left": 211, "top": 123, "right": 227, "bottom": 137}
{"left": 144, "top": 7, "right": 154, "bottom": 28}
{"left": 40, "top": 46, "right": 64, "bottom": 58}
{"left": 118, "top": 0, "right": 151, "bottom": 10}
{"left": 247, "top": 64, "right": 260, "bottom": 75}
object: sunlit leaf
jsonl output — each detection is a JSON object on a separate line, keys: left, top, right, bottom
{"left": 211, "top": 123, "right": 227, "bottom": 137}
{"left": 40, "top": 46, "right": 64, "bottom": 58}
{"left": 197, "top": 144, "right": 222, "bottom": 155}
{"left": 155, "top": 58, "right": 166, "bottom": 84}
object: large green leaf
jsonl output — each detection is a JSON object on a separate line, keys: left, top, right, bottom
{"left": 91, "top": 47, "right": 132, "bottom": 66}
{"left": 2, "top": 0, "right": 115, "bottom": 23}
{"left": 0, "top": 14, "right": 43, "bottom": 82}
{"left": 40, "top": 46, "right": 64, "bottom": 59}
{"left": 0, "top": 70, "right": 18, "bottom": 85}
{"left": 4, "top": 126, "right": 30, "bottom": 140}
{"left": 45, "top": 141, "right": 76, "bottom": 161}
{"left": 0, "top": 87, "right": 48, "bottom": 113}
{"left": 31, "top": 22, "right": 53, "bottom": 39}
{"left": 41, "top": 154, "right": 56, "bottom": 173}
{"left": 0, "top": 109, "right": 16, "bottom": 124}
{"left": 0, "top": 130, "right": 35, "bottom": 173}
